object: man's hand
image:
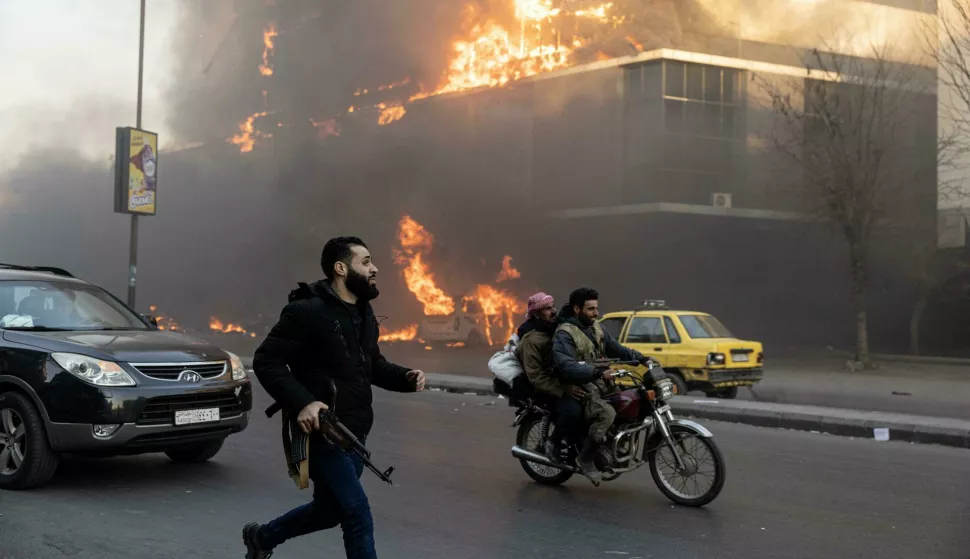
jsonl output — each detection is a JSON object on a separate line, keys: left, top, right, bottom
{"left": 569, "top": 385, "right": 588, "bottom": 399}
{"left": 297, "top": 401, "right": 329, "bottom": 434}
{"left": 601, "top": 369, "right": 614, "bottom": 381}
{"left": 407, "top": 370, "right": 426, "bottom": 392}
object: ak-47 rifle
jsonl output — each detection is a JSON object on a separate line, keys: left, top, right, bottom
{"left": 264, "top": 383, "right": 396, "bottom": 486}
{"left": 317, "top": 408, "right": 395, "bottom": 485}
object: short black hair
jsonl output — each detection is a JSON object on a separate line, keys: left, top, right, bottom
{"left": 321, "top": 236, "right": 368, "bottom": 280}
{"left": 569, "top": 287, "right": 598, "bottom": 310}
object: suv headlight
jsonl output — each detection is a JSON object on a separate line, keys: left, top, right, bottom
{"left": 52, "top": 353, "right": 135, "bottom": 387}
{"left": 227, "top": 352, "right": 248, "bottom": 381}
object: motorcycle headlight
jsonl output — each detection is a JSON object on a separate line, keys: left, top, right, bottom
{"left": 227, "top": 351, "right": 248, "bottom": 381}
{"left": 51, "top": 353, "right": 135, "bottom": 387}
{"left": 658, "top": 380, "right": 675, "bottom": 400}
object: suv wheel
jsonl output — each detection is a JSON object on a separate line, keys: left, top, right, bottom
{"left": 0, "top": 391, "right": 60, "bottom": 490}
{"left": 165, "top": 438, "right": 226, "bottom": 463}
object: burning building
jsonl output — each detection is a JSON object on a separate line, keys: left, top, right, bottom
{"left": 146, "top": 0, "right": 948, "bottom": 353}
{"left": 347, "top": 0, "right": 940, "bottom": 351}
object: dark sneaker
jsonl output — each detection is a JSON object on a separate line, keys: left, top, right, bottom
{"left": 242, "top": 522, "right": 273, "bottom": 559}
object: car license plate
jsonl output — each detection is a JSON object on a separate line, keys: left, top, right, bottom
{"left": 175, "top": 408, "right": 220, "bottom": 426}
{"left": 733, "top": 353, "right": 750, "bottom": 363}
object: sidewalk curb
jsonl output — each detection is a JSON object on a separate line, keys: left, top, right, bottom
{"left": 425, "top": 374, "right": 970, "bottom": 450}
{"left": 872, "top": 353, "right": 970, "bottom": 368}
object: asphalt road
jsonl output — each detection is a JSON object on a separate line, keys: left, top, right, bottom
{"left": 2, "top": 382, "right": 968, "bottom": 559}
{"left": 378, "top": 344, "right": 970, "bottom": 420}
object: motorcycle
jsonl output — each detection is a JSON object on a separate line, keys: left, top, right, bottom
{"left": 503, "top": 361, "right": 726, "bottom": 507}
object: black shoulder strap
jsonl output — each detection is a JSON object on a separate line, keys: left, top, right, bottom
{"left": 288, "top": 282, "right": 315, "bottom": 303}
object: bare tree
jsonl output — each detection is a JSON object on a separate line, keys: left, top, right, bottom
{"left": 752, "top": 44, "right": 936, "bottom": 366}
{"left": 933, "top": 0, "right": 970, "bottom": 167}
{"left": 906, "top": 1, "right": 970, "bottom": 355}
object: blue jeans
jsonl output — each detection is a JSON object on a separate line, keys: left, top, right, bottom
{"left": 258, "top": 436, "right": 376, "bottom": 559}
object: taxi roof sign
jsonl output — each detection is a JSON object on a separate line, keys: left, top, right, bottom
{"left": 640, "top": 299, "right": 668, "bottom": 310}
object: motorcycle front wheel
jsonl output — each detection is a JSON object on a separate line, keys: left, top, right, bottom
{"left": 516, "top": 416, "right": 574, "bottom": 486}
{"left": 647, "top": 424, "right": 726, "bottom": 507}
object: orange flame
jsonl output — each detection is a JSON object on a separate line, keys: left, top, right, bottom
{"left": 446, "top": 341, "right": 466, "bottom": 348}
{"left": 469, "top": 285, "right": 525, "bottom": 346}
{"left": 626, "top": 35, "right": 644, "bottom": 53}
{"left": 394, "top": 216, "right": 455, "bottom": 316}
{"left": 496, "top": 255, "right": 521, "bottom": 283}
{"left": 258, "top": 23, "right": 278, "bottom": 77}
{"left": 210, "top": 317, "right": 249, "bottom": 335}
{"left": 575, "top": 2, "right": 613, "bottom": 20}
{"left": 411, "top": 17, "right": 571, "bottom": 101}
{"left": 408, "top": 0, "right": 619, "bottom": 101}
{"left": 377, "top": 102, "right": 407, "bottom": 125}
{"left": 379, "top": 323, "right": 419, "bottom": 342}
{"left": 353, "top": 78, "right": 411, "bottom": 97}
{"left": 229, "top": 111, "right": 271, "bottom": 153}
{"left": 392, "top": 216, "right": 525, "bottom": 346}
{"left": 148, "top": 305, "right": 182, "bottom": 332}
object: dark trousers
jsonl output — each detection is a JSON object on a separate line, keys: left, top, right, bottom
{"left": 555, "top": 395, "right": 586, "bottom": 446}
{"left": 259, "top": 436, "right": 376, "bottom": 559}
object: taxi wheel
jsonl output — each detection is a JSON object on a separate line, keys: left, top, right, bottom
{"left": 667, "top": 371, "right": 689, "bottom": 396}
{"left": 705, "top": 386, "right": 738, "bottom": 399}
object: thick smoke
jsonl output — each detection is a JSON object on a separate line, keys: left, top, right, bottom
{"left": 1, "top": 0, "right": 955, "bottom": 353}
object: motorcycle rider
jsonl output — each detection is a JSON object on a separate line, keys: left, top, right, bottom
{"left": 514, "top": 293, "right": 587, "bottom": 457}
{"left": 553, "top": 287, "right": 648, "bottom": 484}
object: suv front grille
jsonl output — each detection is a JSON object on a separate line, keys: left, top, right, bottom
{"left": 131, "top": 361, "right": 227, "bottom": 381}
{"left": 137, "top": 391, "right": 243, "bottom": 426}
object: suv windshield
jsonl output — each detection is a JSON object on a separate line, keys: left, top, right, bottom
{"left": 678, "top": 314, "right": 733, "bottom": 339}
{"left": 0, "top": 280, "right": 149, "bottom": 331}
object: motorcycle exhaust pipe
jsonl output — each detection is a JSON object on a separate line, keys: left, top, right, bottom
{"left": 511, "top": 445, "right": 577, "bottom": 473}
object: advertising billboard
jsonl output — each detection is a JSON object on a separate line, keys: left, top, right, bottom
{"left": 114, "top": 127, "right": 157, "bottom": 215}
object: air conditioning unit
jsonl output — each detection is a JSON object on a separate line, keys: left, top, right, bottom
{"left": 712, "top": 193, "right": 733, "bottom": 209}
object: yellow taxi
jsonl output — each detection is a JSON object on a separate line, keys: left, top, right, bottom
{"left": 599, "top": 300, "right": 764, "bottom": 398}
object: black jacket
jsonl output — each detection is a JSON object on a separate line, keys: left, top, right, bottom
{"left": 552, "top": 317, "right": 646, "bottom": 384}
{"left": 253, "top": 280, "right": 415, "bottom": 438}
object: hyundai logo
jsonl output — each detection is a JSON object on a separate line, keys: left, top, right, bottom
{"left": 178, "top": 370, "right": 202, "bottom": 383}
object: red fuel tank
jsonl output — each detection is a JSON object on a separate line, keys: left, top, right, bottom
{"left": 605, "top": 388, "right": 641, "bottom": 420}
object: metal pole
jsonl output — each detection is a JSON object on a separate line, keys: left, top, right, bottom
{"left": 127, "top": 0, "right": 146, "bottom": 308}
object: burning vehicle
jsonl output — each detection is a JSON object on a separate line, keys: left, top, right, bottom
{"left": 379, "top": 216, "right": 525, "bottom": 348}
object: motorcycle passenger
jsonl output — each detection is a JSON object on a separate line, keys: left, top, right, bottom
{"left": 514, "top": 293, "right": 587, "bottom": 457}
{"left": 553, "top": 287, "right": 649, "bottom": 484}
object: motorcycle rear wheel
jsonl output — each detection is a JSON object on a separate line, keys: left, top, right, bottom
{"left": 516, "top": 416, "right": 574, "bottom": 486}
{"left": 647, "top": 424, "right": 725, "bottom": 507}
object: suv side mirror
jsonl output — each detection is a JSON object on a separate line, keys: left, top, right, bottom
{"left": 142, "top": 314, "right": 159, "bottom": 328}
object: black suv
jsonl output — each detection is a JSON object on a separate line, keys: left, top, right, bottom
{"left": 0, "top": 264, "right": 252, "bottom": 489}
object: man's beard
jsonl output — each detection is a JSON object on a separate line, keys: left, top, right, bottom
{"left": 578, "top": 313, "right": 594, "bottom": 327}
{"left": 347, "top": 269, "right": 380, "bottom": 301}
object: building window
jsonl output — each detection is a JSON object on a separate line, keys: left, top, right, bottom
{"left": 660, "top": 61, "right": 743, "bottom": 173}
{"left": 623, "top": 60, "right": 745, "bottom": 205}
